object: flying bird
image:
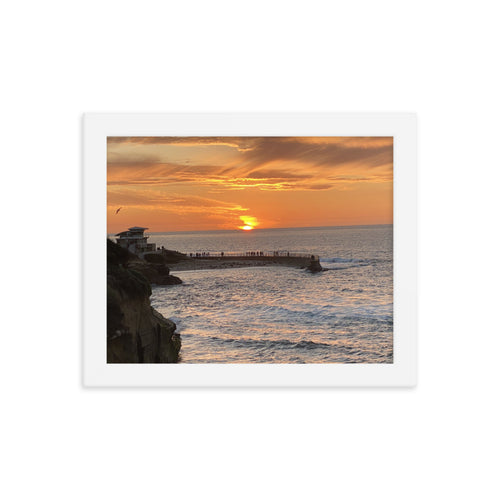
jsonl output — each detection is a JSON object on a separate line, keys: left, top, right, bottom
{"left": 115, "top": 207, "right": 122, "bottom": 215}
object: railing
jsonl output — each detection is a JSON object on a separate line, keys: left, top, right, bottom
{"left": 188, "top": 251, "right": 319, "bottom": 260}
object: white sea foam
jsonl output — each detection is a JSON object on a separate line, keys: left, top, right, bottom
{"left": 320, "top": 257, "right": 363, "bottom": 263}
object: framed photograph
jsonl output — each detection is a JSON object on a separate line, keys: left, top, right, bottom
{"left": 83, "top": 113, "right": 417, "bottom": 387}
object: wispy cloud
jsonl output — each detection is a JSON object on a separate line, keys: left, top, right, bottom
{"left": 108, "top": 189, "right": 248, "bottom": 226}
{"left": 107, "top": 136, "right": 256, "bottom": 151}
{"left": 108, "top": 136, "right": 392, "bottom": 192}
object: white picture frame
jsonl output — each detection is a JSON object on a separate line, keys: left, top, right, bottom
{"left": 83, "top": 112, "right": 417, "bottom": 387}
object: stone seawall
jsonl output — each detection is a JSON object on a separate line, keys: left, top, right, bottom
{"left": 169, "top": 255, "right": 322, "bottom": 272}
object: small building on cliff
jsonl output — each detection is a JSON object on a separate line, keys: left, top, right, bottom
{"left": 115, "top": 226, "right": 156, "bottom": 255}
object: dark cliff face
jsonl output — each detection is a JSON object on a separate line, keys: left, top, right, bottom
{"left": 107, "top": 239, "right": 181, "bottom": 363}
{"left": 127, "top": 258, "right": 183, "bottom": 286}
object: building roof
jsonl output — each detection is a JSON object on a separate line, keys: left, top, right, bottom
{"left": 115, "top": 226, "right": 149, "bottom": 237}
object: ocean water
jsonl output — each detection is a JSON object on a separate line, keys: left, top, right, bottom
{"left": 150, "top": 225, "right": 393, "bottom": 363}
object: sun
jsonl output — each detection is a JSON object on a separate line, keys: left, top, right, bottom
{"left": 238, "top": 215, "right": 259, "bottom": 231}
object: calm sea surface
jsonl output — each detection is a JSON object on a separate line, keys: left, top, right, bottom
{"left": 149, "top": 225, "right": 393, "bottom": 363}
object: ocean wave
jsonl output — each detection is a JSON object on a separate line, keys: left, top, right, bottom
{"left": 320, "top": 257, "right": 364, "bottom": 263}
{"left": 319, "top": 257, "right": 374, "bottom": 271}
{"left": 203, "top": 334, "right": 334, "bottom": 351}
{"left": 322, "top": 263, "right": 372, "bottom": 271}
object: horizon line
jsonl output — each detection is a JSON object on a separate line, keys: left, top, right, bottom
{"left": 107, "top": 222, "right": 393, "bottom": 236}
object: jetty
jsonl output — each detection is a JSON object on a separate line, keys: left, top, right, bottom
{"left": 168, "top": 251, "right": 323, "bottom": 272}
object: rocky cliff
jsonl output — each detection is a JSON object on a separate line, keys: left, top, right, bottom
{"left": 107, "top": 239, "right": 181, "bottom": 363}
{"left": 127, "top": 257, "right": 183, "bottom": 286}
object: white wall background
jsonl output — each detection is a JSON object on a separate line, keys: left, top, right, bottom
{"left": 1, "top": 1, "right": 498, "bottom": 499}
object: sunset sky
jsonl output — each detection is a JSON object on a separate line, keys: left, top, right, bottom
{"left": 107, "top": 136, "right": 393, "bottom": 233}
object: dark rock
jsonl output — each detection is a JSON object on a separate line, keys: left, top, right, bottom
{"left": 145, "top": 249, "right": 188, "bottom": 264}
{"left": 107, "top": 238, "right": 135, "bottom": 266}
{"left": 160, "top": 249, "right": 188, "bottom": 264}
{"left": 127, "top": 259, "right": 182, "bottom": 286}
{"left": 306, "top": 259, "right": 323, "bottom": 273}
{"left": 160, "top": 275, "right": 183, "bottom": 285}
{"left": 106, "top": 239, "right": 181, "bottom": 363}
{"left": 144, "top": 252, "right": 166, "bottom": 264}
{"left": 156, "top": 264, "right": 170, "bottom": 276}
